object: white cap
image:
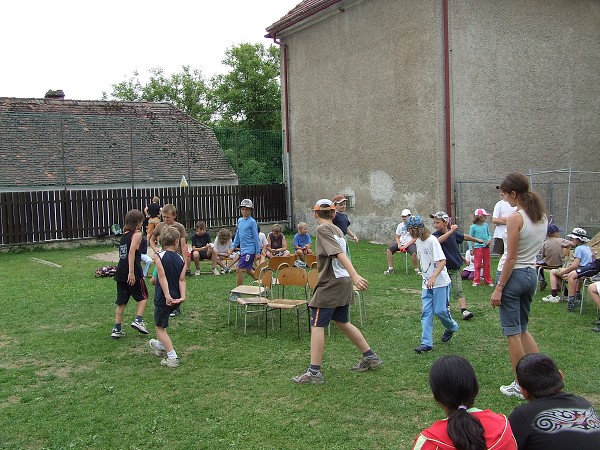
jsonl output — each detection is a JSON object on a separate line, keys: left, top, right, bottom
{"left": 401, "top": 209, "right": 411, "bottom": 217}
{"left": 239, "top": 199, "right": 254, "bottom": 209}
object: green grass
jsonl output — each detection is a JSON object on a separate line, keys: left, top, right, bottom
{"left": 0, "top": 239, "right": 599, "bottom": 449}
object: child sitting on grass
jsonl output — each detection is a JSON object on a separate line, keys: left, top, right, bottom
{"left": 407, "top": 215, "right": 459, "bottom": 354}
{"left": 148, "top": 226, "right": 186, "bottom": 368}
{"left": 214, "top": 228, "right": 239, "bottom": 274}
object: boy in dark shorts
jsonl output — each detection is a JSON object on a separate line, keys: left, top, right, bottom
{"left": 232, "top": 199, "right": 261, "bottom": 287}
{"left": 111, "top": 209, "right": 149, "bottom": 338}
{"left": 148, "top": 226, "right": 186, "bottom": 368}
{"left": 292, "top": 199, "right": 382, "bottom": 384}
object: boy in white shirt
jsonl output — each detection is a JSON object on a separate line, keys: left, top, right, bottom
{"left": 407, "top": 215, "right": 459, "bottom": 353}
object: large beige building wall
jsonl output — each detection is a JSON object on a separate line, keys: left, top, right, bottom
{"left": 281, "top": 0, "right": 446, "bottom": 241}
{"left": 449, "top": 0, "right": 600, "bottom": 228}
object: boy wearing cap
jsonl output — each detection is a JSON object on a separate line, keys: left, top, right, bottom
{"left": 292, "top": 199, "right": 381, "bottom": 384}
{"left": 543, "top": 227, "right": 593, "bottom": 310}
{"left": 331, "top": 195, "right": 359, "bottom": 242}
{"left": 536, "top": 224, "right": 572, "bottom": 290}
{"left": 232, "top": 199, "right": 261, "bottom": 287}
{"left": 469, "top": 208, "right": 493, "bottom": 286}
{"left": 430, "top": 211, "right": 484, "bottom": 320}
{"left": 384, "top": 208, "right": 419, "bottom": 275}
{"left": 406, "top": 215, "right": 459, "bottom": 353}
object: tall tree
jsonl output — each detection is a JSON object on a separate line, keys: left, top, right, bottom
{"left": 210, "top": 43, "right": 281, "bottom": 130}
{"left": 102, "top": 66, "right": 214, "bottom": 123}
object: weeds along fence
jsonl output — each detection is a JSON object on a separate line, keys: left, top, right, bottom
{"left": 0, "top": 184, "right": 286, "bottom": 245}
{"left": 455, "top": 168, "right": 600, "bottom": 238}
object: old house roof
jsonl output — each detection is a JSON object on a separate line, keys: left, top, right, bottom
{"left": 266, "top": 0, "right": 343, "bottom": 37}
{"left": 0, "top": 97, "right": 238, "bottom": 190}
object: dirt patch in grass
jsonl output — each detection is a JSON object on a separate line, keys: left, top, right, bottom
{"left": 89, "top": 248, "right": 156, "bottom": 263}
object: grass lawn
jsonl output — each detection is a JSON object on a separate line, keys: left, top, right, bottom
{"left": 0, "top": 239, "right": 599, "bottom": 449}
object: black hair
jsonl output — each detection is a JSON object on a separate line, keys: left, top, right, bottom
{"left": 516, "top": 353, "right": 563, "bottom": 399}
{"left": 429, "top": 356, "right": 486, "bottom": 450}
{"left": 499, "top": 172, "right": 546, "bottom": 223}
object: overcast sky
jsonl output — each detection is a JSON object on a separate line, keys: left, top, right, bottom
{"left": 0, "top": 0, "right": 300, "bottom": 100}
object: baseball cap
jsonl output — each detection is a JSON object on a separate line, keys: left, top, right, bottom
{"left": 332, "top": 195, "right": 347, "bottom": 204}
{"left": 406, "top": 215, "right": 424, "bottom": 229}
{"left": 239, "top": 199, "right": 254, "bottom": 209}
{"left": 547, "top": 224, "right": 560, "bottom": 235}
{"left": 430, "top": 211, "right": 450, "bottom": 222}
{"left": 314, "top": 198, "right": 336, "bottom": 211}
{"left": 567, "top": 227, "right": 589, "bottom": 242}
{"left": 401, "top": 208, "right": 411, "bottom": 217}
{"left": 474, "top": 208, "right": 490, "bottom": 216}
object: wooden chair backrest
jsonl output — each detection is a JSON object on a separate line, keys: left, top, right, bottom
{"left": 305, "top": 254, "right": 317, "bottom": 268}
{"left": 269, "top": 255, "right": 297, "bottom": 271}
{"left": 278, "top": 267, "right": 308, "bottom": 287}
{"left": 307, "top": 269, "right": 318, "bottom": 290}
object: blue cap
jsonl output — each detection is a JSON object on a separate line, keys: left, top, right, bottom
{"left": 406, "top": 215, "right": 424, "bottom": 229}
{"left": 547, "top": 224, "right": 560, "bottom": 234}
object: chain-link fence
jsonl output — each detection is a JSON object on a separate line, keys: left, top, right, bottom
{"left": 455, "top": 168, "right": 600, "bottom": 238}
{"left": 212, "top": 127, "right": 283, "bottom": 185}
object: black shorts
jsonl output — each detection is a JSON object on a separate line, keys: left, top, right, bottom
{"left": 193, "top": 249, "right": 209, "bottom": 259}
{"left": 115, "top": 279, "right": 148, "bottom": 305}
{"left": 575, "top": 261, "right": 600, "bottom": 279}
{"left": 388, "top": 242, "right": 416, "bottom": 255}
{"left": 154, "top": 304, "right": 175, "bottom": 328}
{"left": 309, "top": 305, "right": 350, "bottom": 327}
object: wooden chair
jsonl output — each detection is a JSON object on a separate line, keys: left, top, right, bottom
{"left": 268, "top": 254, "right": 297, "bottom": 294}
{"left": 305, "top": 254, "right": 317, "bottom": 269}
{"left": 236, "top": 268, "right": 273, "bottom": 334}
{"left": 227, "top": 260, "right": 269, "bottom": 324}
{"left": 265, "top": 267, "right": 309, "bottom": 339}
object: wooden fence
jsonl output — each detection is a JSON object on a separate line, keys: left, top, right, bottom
{"left": 0, "top": 184, "right": 287, "bottom": 245}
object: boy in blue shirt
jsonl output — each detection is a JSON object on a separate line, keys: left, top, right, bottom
{"left": 293, "top": 221, "right": 313, "bottom": 263}
{"left": 232, "top": 199, "right": 261, "bottom": 286}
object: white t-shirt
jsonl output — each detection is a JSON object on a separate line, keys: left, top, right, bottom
{"left": 416, "top": 235, "right": 451, "bottom": 288}
{"left": 492, "top": 200, "right": 516, "bottom": 239}
{"left": 396, "top": 222, "right": 412, "bottom": 246}
{"left": 258, "top": 232, "right": 268, "bottom": 250}
{"left": 464, "top": 249, "right": 475, "bottom": 272}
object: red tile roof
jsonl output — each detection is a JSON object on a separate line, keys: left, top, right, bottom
{"left": 0, "top": 98, "right": 238, "bottom": 190}
{"left": 266, "top": 0, "right": 342, "bottom": 37}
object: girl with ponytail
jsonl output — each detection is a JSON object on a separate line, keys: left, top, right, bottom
{"left": 413, "top": 355, "right": 517, "bottom": 450}
{"left": 491, "top": 172, "right": 548, "bottom": 399}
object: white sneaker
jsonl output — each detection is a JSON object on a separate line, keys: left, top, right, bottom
{"left": 130, "top": 320, "right": 149, "bottom": 335}
{"left": 462, "top": 310, "right": 474, "bottom": 320}
{"left": 542, "top": 294, "right": 561, "bottom": 303}
{"left": 149, "top": 339, "right": 167, "bottom": 357}
{"left": 212, "top": 268, "right": 221, "bottom": 276}
{"left": 194, "top": 269, "right": 201, "bottom": 276}
{"left": 500, "top": 380, "right": 525, "bottom": 400}
{"left": 383, "top": 268, "right": 394, "bottom": 275}
{"left": 161, "top": 357, "right": 180, "bottom": 368}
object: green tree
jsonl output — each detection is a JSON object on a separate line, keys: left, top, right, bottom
{"left": 102, "top": 66, "right": 214, "bottom": 123}
{"left": 210, "top": 43, "right": 281, "bottom": 130}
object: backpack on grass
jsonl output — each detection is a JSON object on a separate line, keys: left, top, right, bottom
{"left": 95, "top": 266, "right": 117, "bottom": 277}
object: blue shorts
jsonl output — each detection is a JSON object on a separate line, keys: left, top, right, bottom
{"left": 238, "top": 253, "right": 256, "bottom": 270}
{"left": 309, "top": 305, "right": 349, "bottom": 327}
{"left": 498, "top": 267, "right": 536, "bottom": 336}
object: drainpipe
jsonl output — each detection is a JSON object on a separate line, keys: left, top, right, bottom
{"left": 269, "top": 35, "right": 293, "bottom": 230}
{"left": 442, "top": 0, "right": 452, "bottom": 215}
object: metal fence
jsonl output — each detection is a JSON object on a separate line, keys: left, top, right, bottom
{"left": 455, "top": 168, "right": 600, "bottom": 237}
{"left": 0, "top": 184, "right": 286, "bottom": 245}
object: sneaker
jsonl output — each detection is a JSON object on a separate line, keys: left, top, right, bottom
{"left": 212, "top": 268, "right": 221, "bottom": 276}
{"left": 415, "top": 269, "right": 423, "bottom": 276}
{"left": 228, "top": 292, "right": 240, "bottom": 302}
{"left": 539, "top": 280, "right": 548, "bottom": 291}
{"left": 149, "top": 339, "right": 167, "bottom": 357}
{"left": 487, "top": 283, "right": 494, "bottom": 287}
{"left": 111, "top": 329, "right": 125, "bottom": 339}
{"left": 351, "top": 355, "right": 383, "bottom": 372}
{"left": 160, "top": 357, "right": 180, "bottom": 368}
{"left": 472, "top": 283, "right": 479, "bottom": 287}
{"left": 462, "top": 310, "right": 474, "bottom": 320}
{"left": 194, "top": 269, "right": 201, "bottom": 276}
{"left": 223, "top": 267, "right": 230, "bottom": 274}
{"left": 169, "top": 308, "right": 181, "bottom": 318}
{"left": 291, "top": 369, "right": 324, "bottom": 384}
{"left": 574, "top": 292, "right": 582, "bottom": 303}
{"left": 414, "top": 344, "right": 433, "bottom": 353}
{"left": 542, "top": 294, "right": 561, "bottom": 303}
{"left": 592, "top": 325, "right": 600, "bottom": 333}
{"left": 595, "top": 318, "right": 600, "bottom": 326}
{"left": 131, "top": 320, "right": 149, "bottom": 335}
{"left": 591, "top": 274, "right": 600, "bottom": 282}
{"left": 567, "top": 300, "right": 577, "bottom": 312}
{"left": 441, "top": 329, "right": 454, "bottom": 343}
{"left": 383, "top": 268, "right": 394, "bottom": 275}
{"left": 500, "top": 381, "right": 525, "bottom": 400}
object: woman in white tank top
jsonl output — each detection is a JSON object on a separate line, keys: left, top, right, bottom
{"left": 491, "top": 173, "right": 548, "bottom": 399}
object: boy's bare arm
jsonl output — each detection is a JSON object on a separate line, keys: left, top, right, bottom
{"left": 127, "top": 232, "right": 142, "bottom": 285}
{"left": 463, "top": 234, "right": 484, "bottom": 244}
{"left": 154, "top": 255, "right": 174, "bottom": 305}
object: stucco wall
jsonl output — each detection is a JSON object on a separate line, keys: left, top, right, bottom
{"left": 449, "top": 0, "right": 600, "bottom": 228}
{"left": 281, "top": 0, "right": 445, "bottom": 241}
{"left": 279, "top": 0, "right": 600, "bottom": 240}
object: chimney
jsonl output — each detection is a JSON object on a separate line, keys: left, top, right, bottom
{"left": 45, "top": 89, "right": 65, "bottom": 99}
